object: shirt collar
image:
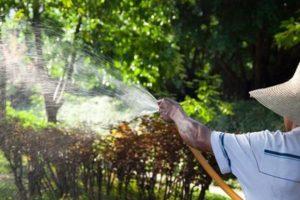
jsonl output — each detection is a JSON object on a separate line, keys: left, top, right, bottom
{"left": 292, "top": 126, "right": 300, "bottom": 132}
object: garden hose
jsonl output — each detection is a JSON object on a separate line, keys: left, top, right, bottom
{"left": 189, "top": 146, "right": 243, "bottom": 200}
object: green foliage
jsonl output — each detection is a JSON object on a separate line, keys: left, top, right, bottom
{"left": 211, "top": 100, "right": 283, "bottom": 133}
{"left": 6, "top": 102, "right": 49, "bottom": 129}
{"left": 181, "top": 69, "right": 232, "bottom": 123}
{"left": 0, "top": 151, "right": 11, "bottom": 174}
{"left": 87, "top": 0, "right": 183, "bottom": 93}
{"left": 2, "top": 0, "right": 299, "bottom": 100}
{"left": 205, "top": 192, "right": 230, "bottom": 200}
{"left": 0, "top": 151, "right": 15, "bottom": 199}
{"left": 275, "top": 16, "right": 300, "bottom": 48}
{"left": 0, "top": 180, "right": 16, "bottom": 200}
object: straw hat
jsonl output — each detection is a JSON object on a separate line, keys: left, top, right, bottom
{"left": 249, "top": 62, "right": 300, "bottom": 125}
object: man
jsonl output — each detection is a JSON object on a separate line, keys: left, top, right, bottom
{"left": 158, "top": 63, "right": 300, "bottom": 200}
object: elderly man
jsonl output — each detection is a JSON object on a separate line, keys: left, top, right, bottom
{"left": 158, "top": 63, "right": 300, "bottom": 200}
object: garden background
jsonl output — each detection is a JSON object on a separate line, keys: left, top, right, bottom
{"left": 0, "top": 0, "right": 299, "bottom": 199}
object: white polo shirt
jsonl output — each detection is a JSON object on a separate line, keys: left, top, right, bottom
{"left": 211, "top": 127, "right": 300, "bottom": 200}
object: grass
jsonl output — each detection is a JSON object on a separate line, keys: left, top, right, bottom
{"left": 205, "top": 192, "right": 230, "bottom": 200}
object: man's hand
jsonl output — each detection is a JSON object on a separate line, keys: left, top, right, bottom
{"left": 157, "top": 98, "right": 212, "bottom": 152}
{"left": 157, "top": 98, "right": 186, "bottom": 122}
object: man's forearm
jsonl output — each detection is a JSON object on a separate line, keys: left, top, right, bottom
{"left": 172, "top": 112, "right": 212, "bottom": 152}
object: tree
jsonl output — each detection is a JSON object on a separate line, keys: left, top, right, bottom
{"left": 275, "top": 16, "right": 300, "bottom": 49}
{"left": 0, "top": 30, "right": 6, "bottom": 120}
{"left": 172, "top": 0, "right": 300, "bottom": 99}
{"left": 4, "top": 0, "right": 85, "bottom": 122}
{"left": 81, "top": 0, "right": 184, "bottom": 96}
{"left": 0, "top": 0, "right": 15, "bottom": 120}
{"left": 1, "top": 0, "right": 299, "bottom": 118}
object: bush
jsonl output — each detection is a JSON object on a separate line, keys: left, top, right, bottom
{"left": 210, "top": 100, "right": 283, "bottom": 133}
{"left": 0, "top": 119, "right": 101, "bottom": 199}
{"left": 0, "top": 116, "right": 217, "bottom": 200}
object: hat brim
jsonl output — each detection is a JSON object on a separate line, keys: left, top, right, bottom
{"left": 249, "top": 80, "right": 300, "bottom": 125}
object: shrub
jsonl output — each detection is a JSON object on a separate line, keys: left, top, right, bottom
{"left": 0, "top": 116, "right": 217, "bottom": 200}
{"left": 210, "top": 100, "right": 283, "bottom": 133}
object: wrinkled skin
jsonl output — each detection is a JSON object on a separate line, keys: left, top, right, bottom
{"left": 158, "top": 98, "right": 212, "bottom": 152}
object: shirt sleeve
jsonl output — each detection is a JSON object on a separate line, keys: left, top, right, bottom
{"left": 210, "top": 131, "right": 232, "bottom": 174}
{"left": 210, "top": 130, "right": 268, "bottom": 175}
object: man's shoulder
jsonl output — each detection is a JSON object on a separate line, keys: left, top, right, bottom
{"left": 248, "top": 128, "right": 300, "bottom": 164}
{"left": 247, "top": 129, "right": 286, "bottom": 145}
{"left": 249, "top": 128, "right": 300, "bottom": 148}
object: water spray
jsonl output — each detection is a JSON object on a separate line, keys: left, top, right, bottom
{"left": 0, "top": 21, "right": 158, "bottom": 132}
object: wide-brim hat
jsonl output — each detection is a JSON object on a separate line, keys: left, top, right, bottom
{"left": 249, "top": 62, "right": 300, "bottom": 125}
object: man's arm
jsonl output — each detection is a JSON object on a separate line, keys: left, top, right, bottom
{"left": 158, "top": 98, "right": 212, "bottom": 152}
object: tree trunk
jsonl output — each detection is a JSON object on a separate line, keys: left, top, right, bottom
{"left": 7, "top": 153, "right": 28, "bottom": 200}
{"left": 32, "top": 0, "right": 60, "bottom": 122}
{"left": 198, "top": 181, "right": 210, "bottom": 200}
{"left": 0, "top": 31, "right": 6, "bottom": 120}
{"left": 97, "top": 164, "right": 103, "bottom": 200}
{"left": 32, "top": 4, "right": 82, "bottom": 122}
{"left": 253, "top": 31, "right": 264, "bottom": 89}
{"left": 253, "top": 27, "right": 271, "bottom": 89}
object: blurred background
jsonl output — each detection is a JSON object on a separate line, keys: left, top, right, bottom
{"left": 0, "top": 0, "right": 299, "bottom": 199}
